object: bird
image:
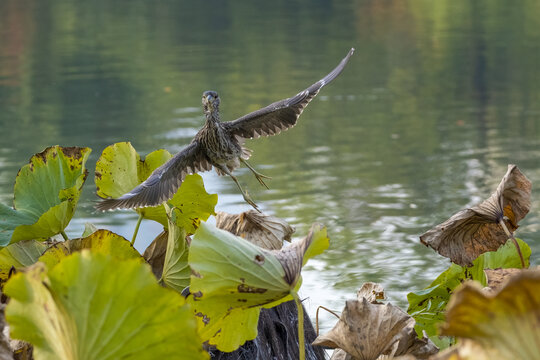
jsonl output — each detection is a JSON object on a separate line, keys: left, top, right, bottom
{"left": 96, "top": 48, "right": 354, "bottom": 212}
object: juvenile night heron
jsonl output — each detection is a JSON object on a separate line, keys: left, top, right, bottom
{"left": 97, "top": 48, "right": 354, "bottom": 211}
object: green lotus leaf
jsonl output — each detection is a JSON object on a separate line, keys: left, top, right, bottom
{"left": 38, "top": 229, "right": 142, "bottom": 270}
{"left": 188, "top": 222, "right": 329, "bottom": 352}
{"left": 95, "top": 142, "right": 217, "bottom": 232}
{"left": 159, "top": 204, "right": 190, "bottom": 292}
{"left": 5, "top": 250, "right": 208, "bottom": 360}
{"left": 407, "top": 238, "right": 531, "bottom": 348}
{"left": 0, "top": 240, "right": 48, "bottom": 283}
{"left": 0, "top": 146, "right": 91, "bottom": 246}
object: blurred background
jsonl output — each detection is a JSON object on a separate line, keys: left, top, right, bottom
{"left": 1, "top": 0, "right": 539, "bottom": 332}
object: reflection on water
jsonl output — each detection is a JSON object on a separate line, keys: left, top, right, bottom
{"left": 2, "top": 0, "right": 540, "bottom": 332}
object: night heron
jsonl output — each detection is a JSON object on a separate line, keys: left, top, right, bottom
{"left": 97, "top": 48, "right": 354, "bottom": 211}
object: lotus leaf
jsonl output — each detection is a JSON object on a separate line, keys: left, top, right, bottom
{"left": 420, "top": 165, "right": 531, "bottom": 266}
{"left": 95, "top": 142, "right": 216, "bottom": 232}
{"left": 38, "top": 229, "right": 142, "bottom": 269}
{"left": 441, "top": 269, "right": 540, "bottom": 360}
{"left": 357, "top": 282, "right": 385, "bottom": 303}
{"left": 0, "top": 146, "right": 91, "bottom": 246}
{"left": 215, "top": 210, "right": 294, "bottom": 250}
{"left": 314, "top": 291, "right": 437, "bottom": 360}
{"left": 5, "top": 251, "right": 207, "bottom": 360}
{"left": 0, "top": 240, "right": 47, "bottom": 283}
{"left": 188, "top": 222, "right": 329, "bottom": 352}
{"left": 143, "top": 230, "right": 168, "bottom": 278}
{"left": 407, "top": 238, "right": 530, "bottom": 347}
{"left": 160, "top": 204, "right": 191, "bottom": 292}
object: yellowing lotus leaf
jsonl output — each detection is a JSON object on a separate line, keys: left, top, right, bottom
{"left": 5, "top": 251, "right": 208, "bottom": 360}
{"left": 0, "top": 240, "right": 47, "bottom": 284}
{"left": 38, "top": 229, "right": 142, "bottom": 269}
{"left": 188, "top": 222, "right": 329, "bottom": 352}
{"left": 0, "top": 146, "right": 91, "bottom": 246}
{"left": 95, "top": 142, "right": 217, "bottom": 233}
{"left": 441, "top": 269, "right": 540, "bottom": 360}
{"left": 420, "top": 165, "right": 531, "bottom": 266}
{"left": 215, "top": 210, "right": 294, "bottom": 250}
{"left": 159, "top": 203, "right": 191, "bottom": 292}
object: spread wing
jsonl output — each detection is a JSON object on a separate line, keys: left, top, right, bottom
{"left": 96, "top": 141, "right": 213, "bottom": 211}
{"left": 225, "top": 48, "right": 354, "bottom": 140}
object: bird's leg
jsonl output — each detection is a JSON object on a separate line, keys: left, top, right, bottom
{"left": 240, "top": 158, "right": 271, "bottom": 189}
{"left": 217, "top": 165, "right": 261, "bottom": 212}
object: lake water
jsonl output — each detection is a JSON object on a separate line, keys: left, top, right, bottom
{"left": 1, "top": 0, "right": 540, "bottom": 332}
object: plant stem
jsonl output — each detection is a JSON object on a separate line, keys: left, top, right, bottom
{"left": 292, "top": 291, "right": 305, "bottom": 360}
{"left": 131, "top": 213, "right": 143, "bottom": 246}
{"left": 60, "top": 230, "right": 69, "bottom": 241}
{"left": 498, "top": 219, "right": 525, "bottom": 268}
{"left": 315, "top": 306, "right": 340, "bottom": 336}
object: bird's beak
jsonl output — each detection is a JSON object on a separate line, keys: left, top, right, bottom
{"left": 206, "top": 94, "right": 213, "bottom": 104}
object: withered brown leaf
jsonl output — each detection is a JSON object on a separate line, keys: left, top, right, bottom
{"left": 215, "top": 210, "right": 294, "bottom": 250}
{"left": 314, "top": 284, "right": 437, "bottom": 360}
{"left": 357, "top": 282, "right": 385, "bottom": 303}
{"left": 420, "top": 164, "right": 531, "bottom": 266}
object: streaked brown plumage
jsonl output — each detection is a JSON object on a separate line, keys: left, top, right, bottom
{"left": 96, "top": 48, "right": 354, "bottom": 211}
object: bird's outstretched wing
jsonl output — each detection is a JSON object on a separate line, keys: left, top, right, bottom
{"left": 96, "top": 141, "right": 212, "bottom": 211}
{"left": 225, "top": 48, "right": 354, "bottom": 140}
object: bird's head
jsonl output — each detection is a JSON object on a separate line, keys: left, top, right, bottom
{"left": 202, "top": 91, "right": 220, "bottom": 114}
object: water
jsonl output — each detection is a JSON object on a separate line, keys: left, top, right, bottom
{"left": 1, "top": 0, "right": 540, "bottom": 333}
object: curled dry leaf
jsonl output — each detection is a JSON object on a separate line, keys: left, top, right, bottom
{"left": 143, "top": 230, "right": 168, "bottom": 278}
{"left": 314, "top": 284, "right": 437, "bottom": 360}
{"left": 420, "top": 164, "right": 531, "bottom": 266}
{"left": 215, "top": 210, "right": 294, "bottom": 250}
{"left": 441, "top": 269, "right": 540, "bottom": 360}
{"left": 357, "top": 282, "right": 385, "bottom": 303}
{"left": 273, "top": 223, "right": 327, "bottom": 286}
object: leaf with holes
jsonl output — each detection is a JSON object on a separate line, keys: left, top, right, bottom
{"left": 0, "top": 146, "right": 91, "bottom": 246}
{"left": 4, "top": 251, "right": 208, "bottom": 360}
{"left": 188, "top": 222, "right": 329, "bottom": 352}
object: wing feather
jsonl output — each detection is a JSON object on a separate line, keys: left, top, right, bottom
{"left": 225, "top": 48, "right": 354, "bottom": 140}
{"left": 96, "top": 141, "right": 212, "bottom": 210}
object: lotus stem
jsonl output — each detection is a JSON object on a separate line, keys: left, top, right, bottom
{"left": 315, "top": 306, "right": 340, "bottom": 336}
{"left": 498, "top": 219, "right": 525, "bottom": 268}
{"left": 292, "top": 291, "right": 305, "bottom": 360}
{"left": 60, "top": 230, "right": 69, "bottom": 241}
{"left": 131, "top": 213, "right": 143, "bottom": 246}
